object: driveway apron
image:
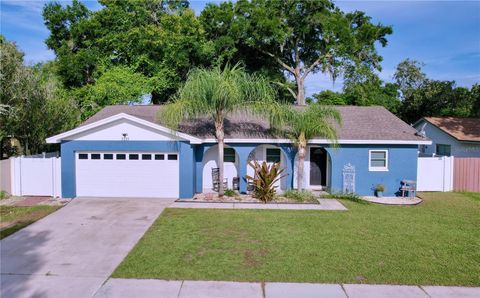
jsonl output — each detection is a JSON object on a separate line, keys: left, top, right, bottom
{"left": 1, "top": 197, "right": 173, "bottom": 298}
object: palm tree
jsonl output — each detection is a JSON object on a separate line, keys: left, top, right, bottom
{"left": 279, "top": 104, "right": 341, "bottom": 191}
{"left": 160, "top": 64, "right": 277, "bottom": 197}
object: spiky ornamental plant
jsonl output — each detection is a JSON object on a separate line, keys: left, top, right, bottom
{"left": 246, "top": 160, "right": 286, "bottom": 203}
{"left": 160, "top": 64, "right": 279, "bottom": 197}
{"left": 279, "top": 104, "right": 341, "bottom": 191}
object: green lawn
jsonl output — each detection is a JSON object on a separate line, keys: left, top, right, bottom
{"left": 0, "top": 205, "right": 60, "bottom": 239}
{"left": 113, "top": 192, "right": 480, "bottom": 286}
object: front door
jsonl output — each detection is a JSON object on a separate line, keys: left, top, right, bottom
{"left": 310, "top": 148, "right": 327, "bottom": 186}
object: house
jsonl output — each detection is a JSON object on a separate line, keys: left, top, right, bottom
{"left": 413, "top": 117, "right": 480, "bottom": 157}
{"left": 46, "top": 105, "right": 430, "bottom": 199}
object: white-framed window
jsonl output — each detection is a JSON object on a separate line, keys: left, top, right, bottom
{"left": 369, "top": 150, "right": 388, "bottom": 171}
{"left": 266, "top": 148, "right": 281, "bottom": 163}
{"left": 436, "top": 144, "right": 451, "bottom": 156}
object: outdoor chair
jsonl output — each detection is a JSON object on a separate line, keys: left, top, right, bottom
{"left": 232, "top": 177, "right": 240, "bottom": 191}
{"left": 401, "top": 180, "right": 417, "bottom": 198}
{"left": 212, "top": 168, "right": 228, "bottom": 192}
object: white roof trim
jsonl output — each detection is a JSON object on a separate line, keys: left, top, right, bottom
{"left": 201, "top": 138, "right": 432, "bottom": 145}
{"left": 46, "top": 113, "right": 202, "bottom": 144}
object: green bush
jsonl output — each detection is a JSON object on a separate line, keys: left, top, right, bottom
{"left": 328, "top": 192, "right": 369, "bottom": 204}
{"left": 246, "top": 160, "right": 285, "bottom": 203}
{"left": 283, "top": 189, "right": 317, "bottom": 203}
{"left": 0, "top": 191, "right": 9, "bottom": 200}
{"left": 224, "top": 189, "right": 237, "bottom": 197}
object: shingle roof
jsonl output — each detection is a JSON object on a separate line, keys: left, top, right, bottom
{"left": 82, "top": 105, "right": 426, "bottom": 142}
{"left": 423, "top": 117, "right": 480, "bottom": 142}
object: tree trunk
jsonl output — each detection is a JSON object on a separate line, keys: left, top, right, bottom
{"left": 297, "top": 133, "right": 307, "bottom": 191}
{"left": 297, "top": 146, "right": 306, "bottom": 191}
{"left": 295, "top": 74, "right": 306, "bottom": 106}
{"left": 215, "top": 120, "right": 225, "bottom": 197}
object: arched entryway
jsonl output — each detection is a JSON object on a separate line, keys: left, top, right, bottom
{"left": 294, "top": 146, "right": 331, "bottom": 191}
{"left": 246, "top": 144, "right": 290, "bottom": 192}
{"left": 202, "top": 145, "right": 239, "bottom": 192}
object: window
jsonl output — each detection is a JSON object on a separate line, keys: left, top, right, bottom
{"left": 369, "top": 150, "right": 388, "bottom": 171}
{"left": 266, "top": 148, "right": 281, "bottom": 163}
{"left": 79, "top": 153, "right": 88, "bottom": 160}
{"left": 436, "top": 144, "right": 451, "bottom": 156}
{"left": 129, "top": 154, "right": 139, "bottom": 160}
{"left": 224, "top": 148, "right": 236, "bottom": 163}
{"left": 104, "top": 154, "right": 113, "bottom": 160}
{"left": 91, "top": 154, "right": 101, "bottom": 160}
{"left": 142, "top": 154, "right": 152, "bottom": 160}
{"left": 155, "top": 154, "right": 165, "bottom": 160}
{"left": 168, "top": 154, "right": 178, "bottom": 160}
{"left": 116, "top": 154, "right": 126, "bottom": 160}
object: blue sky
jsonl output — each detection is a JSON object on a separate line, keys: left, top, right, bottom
{"left": 1, "top": 0, "right": 479, "bottom": 96}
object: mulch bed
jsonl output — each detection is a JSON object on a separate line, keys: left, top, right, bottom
{"left": 186, "top": 192, "right": 320, "bottom": 204}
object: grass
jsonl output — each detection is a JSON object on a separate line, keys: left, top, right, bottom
{"left": 112, "top": 192, "right": 480, "bottom": 286}
{"left": 0, "top": 205, "right": 60, "bottom": 239}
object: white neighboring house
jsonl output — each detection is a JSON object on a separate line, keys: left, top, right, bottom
{"left": 414, "top": 117, "right": 480, "bottom": 157}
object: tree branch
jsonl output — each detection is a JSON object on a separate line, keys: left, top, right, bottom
{"left": 273, "top": 81, "right": 296, "bottom": 99}
{"left": 302, "top": 57, "right": 322, "bottom": 79}
{"left": 261, "top": 49, "right": 295, "bottom": 74}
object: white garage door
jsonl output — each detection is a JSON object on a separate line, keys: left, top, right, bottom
{"left": 75, "top": 152, "right": 179, "bottom": 198}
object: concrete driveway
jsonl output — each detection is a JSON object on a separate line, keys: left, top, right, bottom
{"left": 1, "top": 197, "right": 174, "bottom": 298}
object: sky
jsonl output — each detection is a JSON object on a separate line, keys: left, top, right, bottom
{"left": 1, "top": 0, "right": 479, "bottom": 97}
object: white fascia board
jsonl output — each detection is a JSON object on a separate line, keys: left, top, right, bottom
{"left": 201, "top": 138, "right": 432, "bottom": 145}
{"left": 46, "top": 113, "right": 202, "bottom": 144}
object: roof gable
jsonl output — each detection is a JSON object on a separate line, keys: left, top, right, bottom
{"left": 46, "top": 113, "right": 201, "bottom": 144}
{"left": 422, "top": 117, "right": 480, "bottom": 142}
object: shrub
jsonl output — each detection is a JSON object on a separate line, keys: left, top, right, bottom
{"left": 328, "top": 192, "right": 369, "bottom": 204}
{"left": 375, "top": 184, "right": 385, "bottom": 192}
{"left": 283, "top": 189, "right": 316, "bottom": 203}
{"left": 0, "top": 191, "right": 9, "bottom": 200}
{"left": 246, "top": 160, "right": 285, "bottom": 203}
{"left": 224, "top": 189, "right": 237, "bottom": 197}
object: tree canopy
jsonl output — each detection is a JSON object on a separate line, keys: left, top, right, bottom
{"left": 43, "top": 0, "right": 213, "bottom": 114}
{"left": 0, "top": 36, "right": 80, "bottom": 157}
{"left": 200, "top": 0, "right": 392, "bottom": 105}
{"left": 310, "top": 59, "right": 479, "bottom": 123}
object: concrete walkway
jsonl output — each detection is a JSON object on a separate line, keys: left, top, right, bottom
{"left": 93, "top": 278, "right": 480, "bottom": 298}
{"left": 0, "top": 197, "right": 174, "bottom": 298}
{"left": 362, "top": 196, "right": 422, "bottom": 205}
{"left": 170, "top": 199, "right": 347, "bottom": 210}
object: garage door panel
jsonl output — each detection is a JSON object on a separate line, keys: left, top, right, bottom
{"left": 76, "top": 152, "right": 179, "bottom": 198}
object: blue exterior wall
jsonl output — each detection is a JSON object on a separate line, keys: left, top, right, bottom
{"left": 324, "top": 144, "right": 418, "bottom": 196}
{"left": 195, "top": 143, "right": 296, "bottom": 194}
{"left": 60, "top": 140, "right": 418, "bottom": 198}
{"left": 60, "top": 140, "right": 195, "bottom": 198}
{"left": 414, "top": 121, "right": 480, "bottom": 157}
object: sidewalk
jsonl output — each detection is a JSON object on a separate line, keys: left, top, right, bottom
{"left": 169, "top": 199, "right": 347, "bottom": 211}
{"left": 93, "top": 278, "right": 480, "bottom": 298}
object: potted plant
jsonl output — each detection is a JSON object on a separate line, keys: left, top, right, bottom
{"left": 375, "top": 184, "right": 385, "bottom": 197}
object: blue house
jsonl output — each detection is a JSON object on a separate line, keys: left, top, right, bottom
{"left": 414, "top": 117, "right": 480, "bottom": 157}
{"left": 46, "top": 105, "right": 430, "bottom": 198}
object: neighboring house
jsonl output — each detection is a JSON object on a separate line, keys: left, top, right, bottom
{"left": 413, "top": 117, "right": 480, "bottom": 157}
{"left": 46, "top": 105, "right": 430, "bottom": 198}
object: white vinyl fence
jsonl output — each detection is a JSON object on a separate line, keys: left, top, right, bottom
{"left": 417, "top": 156, "right": 454, "bottom": 192}
{"left": 0, "top": 156, "right": 61, "bottom": 197}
